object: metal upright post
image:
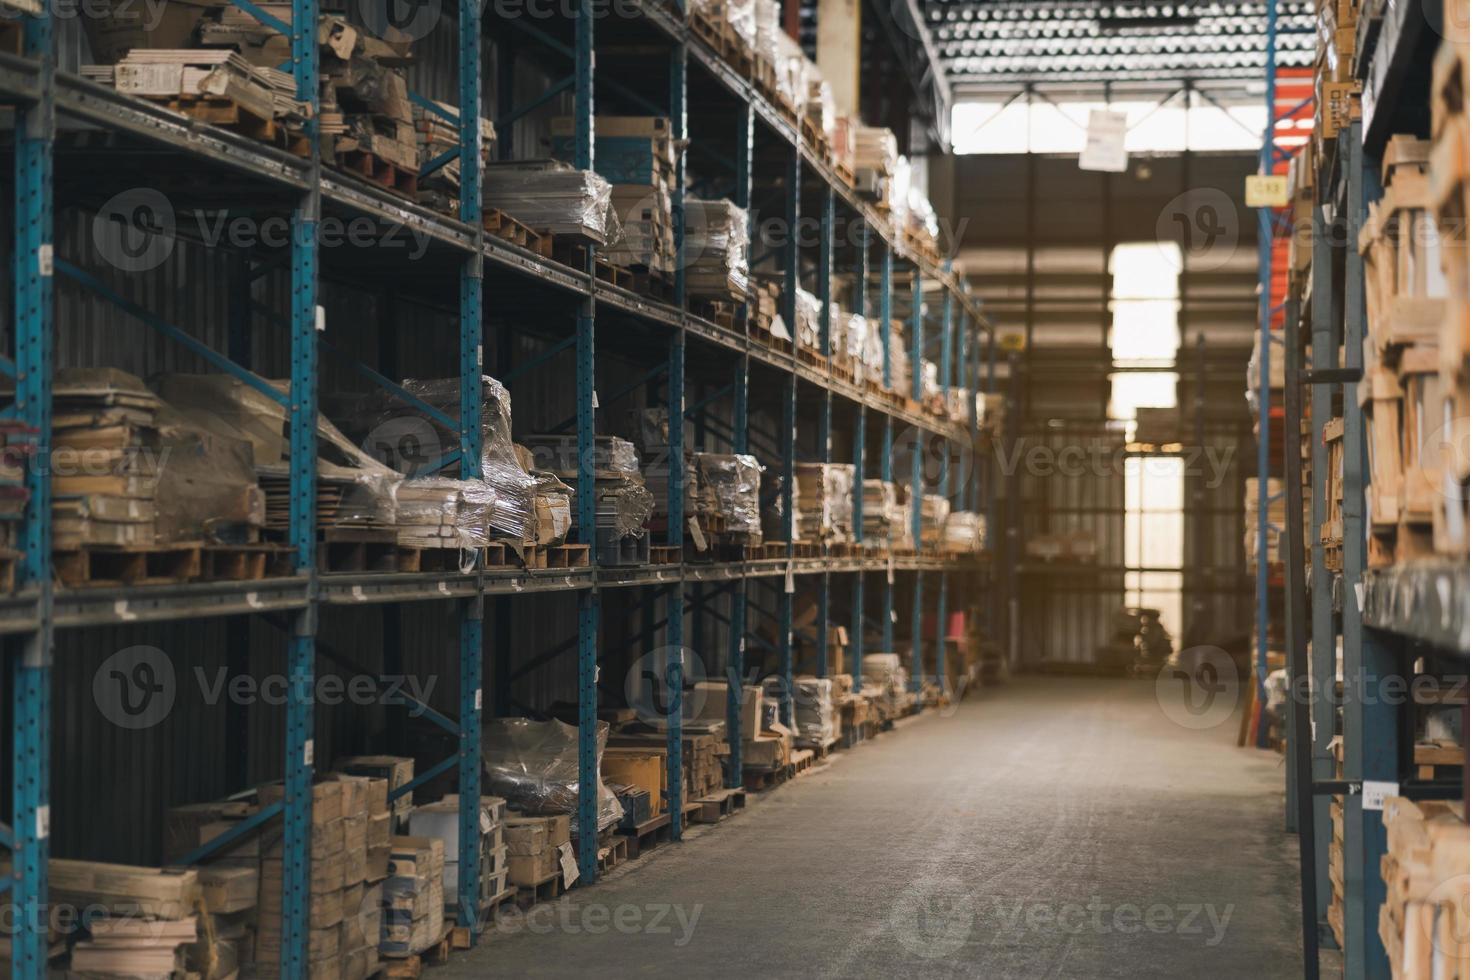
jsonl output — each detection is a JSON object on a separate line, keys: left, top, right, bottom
{"left": 574, "top": 0, "right": 600, "bottom": 881}
{"left": 664, "top": 39, "right": 688, "bottom": 845}
{"left": 1309, "top": 188, "right": 1337, "bottom": 936}
{"left": 283, "top": 0, "right": 321, "bottom": 966}
{"left": 725, "top": 102, "right": 753, "bottom": 787}
{"left": 1341, "top": 125, "right": 1393, "bottom": 980}
{"left": 852, "top": 226, "right": 870, "bottom": 676}
{"left": 816, "top": 187, "right": 834, "bottom": 677}
{"left": 1253, "top": 0, "right": 1279, "bottom": 752}
{"left": 9, "top": 2, "right": 54, "bottom": 972}
{"left": 777, "top": 147, "right": 799, "bottom": 726}
{"left": 880, "top": 247, "right": 895, "bottom": 652}
{"left": 456, "top": 0, "right": 485, "bottom": 933}
{"left": 909, "top": 269, "right": 924, "bottom": 694}
{"left": 985, "top": 335, "right": 997, "bottom": 632}
{"left": 936, "top": 284, "right": 953, "bottom": 693}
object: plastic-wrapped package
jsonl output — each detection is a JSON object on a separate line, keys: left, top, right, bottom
{"left": 646, "top": 451, "right": 696, "bottom": 526}
{"left": 862, "top": 479, "right": 897, "bottom": 542}
{"left": 793, "top": 287, "right": 822, "bottom": 352}
{"left": 774, "top": 30, "right": 808, "bottom": 113}
{"left": 920, "top": 494, "right": 952, "bottom": 546}
{"left": 686, "top": 198, "right": 750, "bottom": 300}
{"left": 893, "top": 497, "right": 914, "bottom": 550}
{"left": 889, "top": 322, "right": 913, "bottom": 397}
{"left": 807, "top": 79, "right": 836, "bottom": 139}
{"left": 694, "top": 453, "right": 763, "bottom": 539}
{"left": 752, "top": 0, "right": 780, "bottom": 66}
{"left": 941, "top": 511, "right": 986, "bottom": 553}
{"left": 395, "top": 475, "right": 493, "bottom": 556}
{"left": 482, "top": 160, "right": 621, "bottom": 246}
{"left": 519, "top": 433, "right": 640, "bottom": 481}
{"left": 793, "top": 463, "right": 855, "bottom": 542}
{"left": 725, "top": 0, "right": 756, "bottom": 50}
{"left": 890, "top": 155, "right": 912, "bottom": 224}
{"left": 762, "top": 675, "right": 835, "bottom": 748}
{"left": 597, "top": 479, "right": 654, "bottom": 538}
{"left": 481, "top": 718, "right": 623, "bottom": 834}
{"left": 315, "top": 414, "right": 403, "bottom": 527}
{"left": 922, "top": 359, "right": 941, "bottom": 403}
{"left": 152, "top": 404, "right": 267, "bottom": 543}
{"left": 947, "top": 387, "right": 972, "bottom": 422}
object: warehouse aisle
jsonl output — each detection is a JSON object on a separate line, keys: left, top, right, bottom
{"left": 445, "top": 678, "right": 1302, "bottom": 979}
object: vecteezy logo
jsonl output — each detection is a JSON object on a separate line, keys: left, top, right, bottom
{"left": 890, "top": 881, "right": 976, "bottom": 959}
{"left": 625, "top": 646, "right": 707, "bottom": 725}
{"left": 1154, "top": 645, "right": 1240, "bottom": 731}
{"left": 1155, "top": 187, "right": 1239, "bottom": 273}
{"left": 361, "top": 415, "right": 444, "bottom": 476}
{"left": 356, "top": 0, "right": 440, "bottom": 42}
{"left": 93, "top": 646, "right": 176, "bottom": 730}
{"left": 92, "top": 189, "right": 176, "bottom": 274}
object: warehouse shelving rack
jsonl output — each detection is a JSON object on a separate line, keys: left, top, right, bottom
{"left": 1277, "top": 2, "right": 1465, "bottom": 979}
{"left": 0, "top": 0, "right": 994, "bottom": 971}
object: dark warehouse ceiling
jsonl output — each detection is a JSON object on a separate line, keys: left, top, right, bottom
{"left": 923, "top": 0, "right": 1316, "bottom": 89}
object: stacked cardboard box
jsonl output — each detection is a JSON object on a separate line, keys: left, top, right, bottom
{"left": 1431, "top": 45, "right": 1470, "bottom": 553}
{"left": 337, "top": 755, "right": 415, "bottom": 834}
{"left": 794, "top": 463, "right": 856, "bottom": 544}
{"left": 765, "top": 675, "right": 838, "bottom": 749}
{"left": 1314, "top": 0, "right": 1360, "bottom": 154}
{"left": 381, "top": 837, "right": 444, "bottom": 957}
{"left": 52, "top": 862, "right": 201, "bottom": 976}
{"left": 415, "top": 97, "right": 495, "bottom": 211}
{"left": 504, "top": 814, "right": 573, "bottom": 889}
{"left": 255, "top": 781, "right": 346, "bottom": 979}
{"left": 607, "top": 730, "right": 725, "bottom": 803}
{"left": 852, "top": 125, "right": 898, "bottom": 200}
{"left": 1244, "top": 477, "right": 1286, "bottom": 569}
{"left": 553, "top": 116, "right": 678, "bottom": 275}
{"left": 484, "top": 160, "right": 618, "bottom": 245}
{"left": 685, "top": 198, "right": 751, "bottom": 301}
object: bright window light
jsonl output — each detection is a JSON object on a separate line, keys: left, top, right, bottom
{"left": 1110, "top": 372, "right": 1179, "bottom": 418}
{"left": 952, "top": 98, "right": 1268, "bottom": 155}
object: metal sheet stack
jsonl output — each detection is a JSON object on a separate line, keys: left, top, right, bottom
{"left": 554, "top": 116, "right": 678, "bottom": 275}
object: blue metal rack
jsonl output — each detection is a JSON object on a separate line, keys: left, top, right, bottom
{"left": 0, "top": 0, "right": 996, "bottom": 971}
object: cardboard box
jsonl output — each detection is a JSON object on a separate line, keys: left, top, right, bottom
{"left": 690, "top": 680, "right": 762, "bottom": 735}
{"left": 507, "top": 849, "right": 558, "bottom": 886}
{"left": 503, "top": 818, "right": 548, "bottom": 857}
{"left": 258, "top": 780, "right": 344, "bottom": 826}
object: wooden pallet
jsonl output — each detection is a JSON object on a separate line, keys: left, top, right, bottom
{"left": 514, "top": 870, "right": 564, "bottom": 910}
{"left": 0, "top": 549, "right": 17, "bottom": 594}
{"left": 790, "top": 748, "right": 816, "bottom": 777}
{"left": 55, "top": 542, "right": 203, "bottom": 588}
{"left": 0, "top": 20, "right": 20, "bottom": 56}
{"left": 336, "top": 149, "right": 419, "bottom": 199}
{"left": 761, "top": 541, "right": 789, "bottom": 559}
{"left": 751, "top": 318, "right": 793, "bottom": 355}
{"left": 382, "top": 924, "right": 453, "bottom": 977}
{"left": 796, "top": 347, "right": 829, "bottom": 373}
{"left": 597, "top": 834, "right": 628, "bottom": 873}
{"left": 201, "top": 543, "right": 294, "bottom": 581}
{"left": 552, "top": 240, "right": 634, "bottom": 290}
{"left": 628, "top": 267, "right": 674, "bottom": 301}
{"left": 319, "top": 527, "right": 399, "bottom": 573}
{"left": 693, "top": 298, "right": 737, "bottom": 329}
{"left": 743, "top": 765, "right": 788, "bottom": 793}
{"left": 616, "top": 811, "right": 672, "bottom": 859}
{"left": 165, "top": 95, "right": 312, "bottom": 157}
{"left": 649, "top": 544, "right": 682, "bottom": 565}
{"left": 485, "top": 207, "right": 552, "bottom": 258}
{"left": 546, "top": 543, "right": 591, "bottom": 568}
{"left": 448, "top": 886, "right": 518, "bottom": 948}
{"left": 690, "top": 787, "right": 746, "bottom": 824}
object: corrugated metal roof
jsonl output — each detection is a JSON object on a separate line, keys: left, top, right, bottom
{"left": 928, "top": 0, "right": 1316, "bottom": 84}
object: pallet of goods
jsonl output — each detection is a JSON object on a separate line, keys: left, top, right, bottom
{"left": 793, "top": 462, "right": 856, "bottom": 547}
{"left": 685, "top": 198, "right": 751, "bottom": 303}
{"left": 553, "top": 115, "right": 679, "bottom": 281}
{"left": 1431, "top": 39, "right": 1470, "bottom": 553}
{"left": 484, "top": 160, "right": 619, "bottom": 246}
{"left": 1313, "top": 0, "right": 1361, "bottom": 161}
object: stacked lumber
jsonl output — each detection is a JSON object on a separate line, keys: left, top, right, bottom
{"left": 794, "top": 463, "right": 856, "bottom": 544}
{"left": 53, "top": 863, "right": 201, "bottom": 976}
{"left": 1378, "top": 796, "right": 1470, "bottom": 979}
{"left": 685, "top": 198, "right": 751, "bottom": 301}
{"left": 380, "top": 836, "right": 444, "bottom": 957}
{"left": 1431, "top": 40, "right": 1470, "bottom": 554}
{"left": 1360, "top": 136, "right": 1445, "bottom": 563}
{"left": 554, "top": 116, "right": 678, "bottom": 275}
{"left": 941, "top": 511, "right": 986, "bottom": 554}
{"left": 483, "top": 160, "right": 618, "bottom": 245}
{"left": 50, "top": 369, "right": 163, "bottom": 549}
{"left": 319, "top": 19, "right": 419, "bottom": 185}
{"left": 918, "top": 494, "right": 951, "bottom": 549}
{"left": 414, "top": 98, "right": 495, "bottom": 210}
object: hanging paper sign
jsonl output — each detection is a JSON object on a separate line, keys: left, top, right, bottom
{"left": 1079, "top": 110, "right": 1128, "bottom": 173}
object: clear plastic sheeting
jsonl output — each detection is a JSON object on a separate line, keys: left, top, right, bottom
{"left": 763, "top": 675, "right": 834, "bottom": 747}
{"left": 793, "top": 287, "right": 822, "bottom": 352}
{"left": 861, "top": 479, "right": 897, "bottom": 541}
{"left": 685, "top": 198, "right": 750, "bottom": 300}
{"left": 794, "top": 462, "right": 855, "bottom": 542}
{"left": 597, "top": 480, "right": 654, "bottom": 538}
{"left": 941, "top": 511, "right": 986, "bottom": 553}
{"left": 483, "top": 160, "right": 621, "bottom": 246}
{"left": 481, "top": 718, "right": 623, "bottom": 833}
{"left": 694, "top": 453, "right": 763, "bottom": 539}
{"left": 395, "top": 476, "right": 494, "bottom": 561}
{"left": 315, "top": 414, "right": 402, "bottom": 527}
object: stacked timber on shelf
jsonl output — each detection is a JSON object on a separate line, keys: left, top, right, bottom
{"left": 1362, "top": 136, "right": 1445, "bottom": 565}
{"left": 1378, "top": 796, "right": 1470, "bottom": 978}
{"left": 607, "top": 727, "right": 727, "bottom": 807}
{"left": 1243, "top": 477, "right": 1285, "bottom": 572}
{"left": 415, "top": 98, "right": 496, "bottom": 211}
{"left": 861, "top": 479, "right": 898, "bottom": 546}
{"left": 51, "top": 862, "right": 204, "bottom": 976}
{"left": 1432, "top": 36, "right": 1470, "bottom": 554}
{"left": 554, "top": 115, "right": 678, "bottom": 278}
{"left": 685, "top": 198, "right": 751, "bottom": 303}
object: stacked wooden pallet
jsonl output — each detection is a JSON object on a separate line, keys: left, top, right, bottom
{"left": 1360, "top": 136, "right": 1444, "bottom": 565}
{"left": 1378, "top": 796, "right": 1470, "bottom": 979}
{"left": 1314, "top": 0, "right": 1361, "bottom": 161}
{"left": 1432, "top": 41, "right": 1470, "bottom": 554}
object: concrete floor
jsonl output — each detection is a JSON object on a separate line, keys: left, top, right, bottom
{"left": 444, "top": 677, "right": 1307, "bottom": 978}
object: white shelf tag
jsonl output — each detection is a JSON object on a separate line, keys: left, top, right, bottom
{"left": 246, "top": 591, "right": 262, "bottom": 609}
{"left": 438, "top": 581, "right": 451, "bottom": 596}
{"left": 476, "top": 343, "right": 483, "bottom": 369}
{"left": 351, "top": 585, "right": 366, "bottom": 601}
{"left": 887, "top": 556, "right": 895, "bottom": 584}
{"left": 784, "top": 561, "right": 795, "bottom": 593}
{"left": 113, "top": 599, "right": 136, "bottom": 621}
{"left": 592, "top": 390, "right": 600, "bottom": 409}
{"left": 36, "top": 804, "right": 49, "bottom": 840}
{"left": 38, "top": 244, "right": 52, "bottom": 277}
{"left": 303, "top": 739, "right": 315, "bottom": 766}
{"left": 474, "top": 688, "right": 482, "bottom": 711}
{"left": 315, "top": 305, "right": 326, "bottom": 332}
{"left": 1362, "top": 780, "right": 1397, "bottom": 811}
{"left": 479, "top": 810, "right": 493, "bottom": 834}
{"left": 1353, "top": 581, "right": 1364, "bottom": 613}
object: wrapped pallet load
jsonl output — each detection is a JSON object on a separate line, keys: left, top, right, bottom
{"left": 481, "top": 718, "right": 623, "bottom": 834}
{"left": 692, "top": 453, "right": 764, "bottom": 546}
{"left": 763, "top": 675, "right": 838, "bottom": 750}
{"left": 483, "top": 160, "right": 621, "bottom": 245}
{"left": 685, "top": 198, "right": 750, "bottom": 302}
